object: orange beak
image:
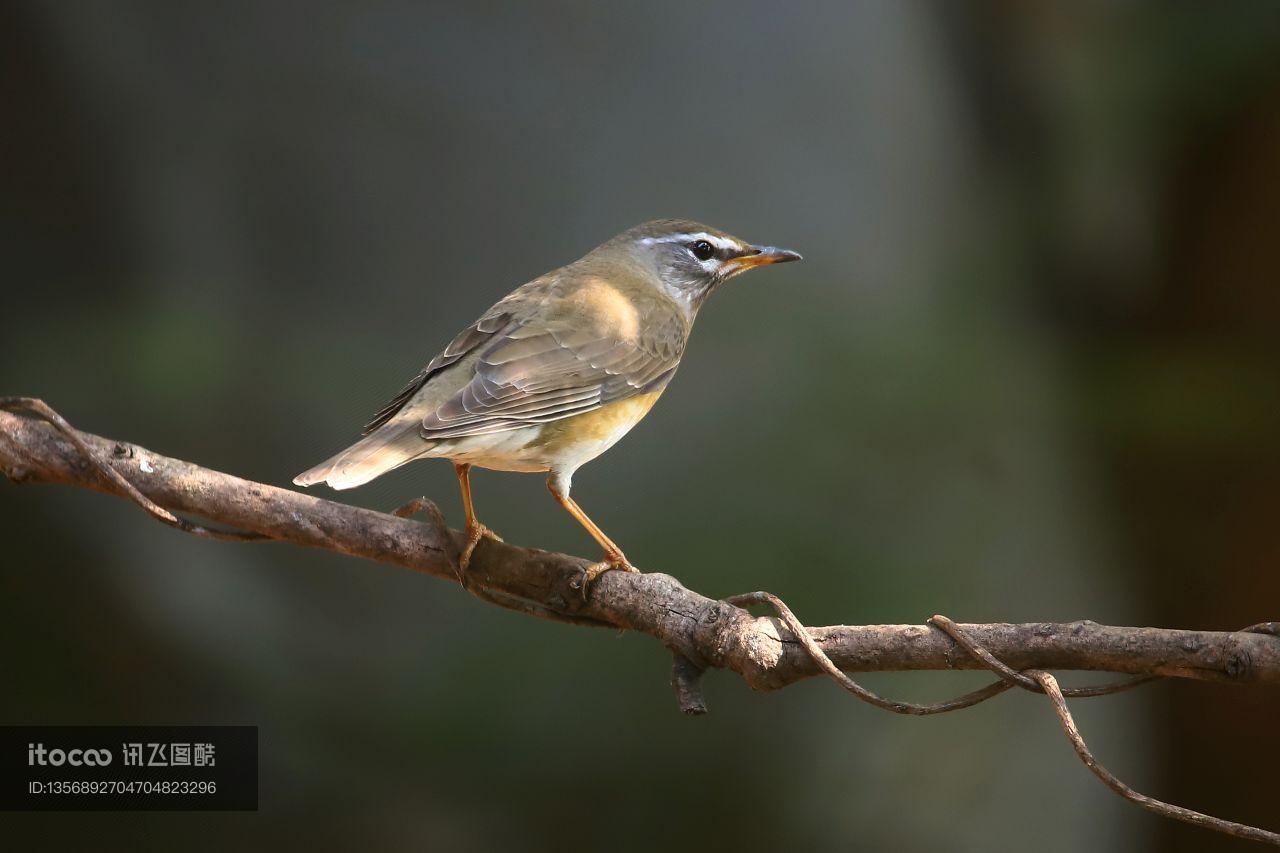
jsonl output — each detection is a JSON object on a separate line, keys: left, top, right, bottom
{"left": 724, "top": 245, "right": 803, "bottom": 275}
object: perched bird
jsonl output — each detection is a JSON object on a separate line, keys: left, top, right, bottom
{"left": 294, "top": 219, "right": 801, "bottom": 582}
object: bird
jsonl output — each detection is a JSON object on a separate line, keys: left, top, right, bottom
{"left": 294, "top": 219, "right": 801, "bottom": 584}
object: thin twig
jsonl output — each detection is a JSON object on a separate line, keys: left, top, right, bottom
{"left": 749, "top": 591, "right": 1279, "bottom": 845}
{"left": 0, "top": 397, "right": 267, "bottom": 542}
{"left": 1033, "top": 671, "right": 1280, "bottom": 846}
{"left": 928, "top": 614, "right": 1155, "bottom": 698}
{"left": 754, "top": 590, "right": 1280, "bottom": 845}
{"left": 726, "top": 591, "right": 1018, "bottom": 715}
{"left": 767, "top": 599, "right": 1278, "bottom": 847}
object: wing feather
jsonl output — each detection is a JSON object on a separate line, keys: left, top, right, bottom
{"left": 360, "top": 270, "right": 688, "bottom": 443}
{"left": 419, "top": 309, "right": 685, "bottom": 440}
{"left": 359, "top": 284, "right": 543, "bottom": 434}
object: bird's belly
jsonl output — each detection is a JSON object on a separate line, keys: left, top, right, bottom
{"left": 428, "top": 391, "right": 664, "bottom": 474}
{"left": 527, "top": 391, "right": 664, "bottom": 470}
{"left": 431, "top": 426, "right": 553, "bottom": 473}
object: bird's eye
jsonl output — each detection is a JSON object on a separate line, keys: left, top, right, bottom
{"left": 689, "top": 240, "right": 715, "bottom": 262}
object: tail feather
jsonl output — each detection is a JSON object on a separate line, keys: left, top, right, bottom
{"left": 294, "top": 425, "right": 432, "bottom": 490}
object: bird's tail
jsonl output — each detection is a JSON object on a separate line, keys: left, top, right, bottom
{"left": 293, "top": 424, "right": 433, "bottom": 490}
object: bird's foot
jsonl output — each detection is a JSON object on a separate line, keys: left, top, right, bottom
{"left": 574, "top": 550, "right": 639, "bottom": 600}
{"left": 459, "top": 522, "right": 504, "bottom": 579}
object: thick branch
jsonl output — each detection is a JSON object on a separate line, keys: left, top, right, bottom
{"left": 4, "top": 406, "right": 1278, "bottom": 694}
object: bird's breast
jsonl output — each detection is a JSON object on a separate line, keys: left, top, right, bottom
{"left": 528, "top": 390, "right": 665, "bottom": 470}
{"left": 426, "top": 390, "right": 665, "bottom": 475}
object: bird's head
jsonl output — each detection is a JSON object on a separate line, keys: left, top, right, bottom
{"left": 592, "top": 219, "right": 801, "bottom": 312}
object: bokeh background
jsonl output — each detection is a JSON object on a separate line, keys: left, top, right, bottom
{"left": 3, "top": 2, "right": 1279, "bottom": 850}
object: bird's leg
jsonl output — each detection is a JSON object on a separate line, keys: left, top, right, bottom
{"left": 546, "top": 474, "right": 639, "bottom": 596}
{"left": 456, "top": 462, "right": 502, "bottom": 576}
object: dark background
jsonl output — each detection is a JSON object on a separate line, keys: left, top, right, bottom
{"left": 3, "top": 2, "right": 1279, "bottom": 850}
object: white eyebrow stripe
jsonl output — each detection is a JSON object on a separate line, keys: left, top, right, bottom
{"left": 639, "top": 232, "right": 743, "bottom": 252}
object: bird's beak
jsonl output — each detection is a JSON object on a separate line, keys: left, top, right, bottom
{"left": 725, "top": 245, "right": 803, "bottom": 274}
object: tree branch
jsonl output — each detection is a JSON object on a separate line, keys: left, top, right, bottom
{"left": 3, "top": 398, "right": 1279, "bottom": 846}
{"left": 3, "top": 403, "right": 1276, "bottom": 693}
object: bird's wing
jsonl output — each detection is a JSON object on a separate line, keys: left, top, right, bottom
{"left": 361, "top": 292, "right": 529, "bottom": 434}
{"left": 417, "top": 310, "right": 685, "bottom": 440}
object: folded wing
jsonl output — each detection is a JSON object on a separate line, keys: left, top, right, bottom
{"left": 418, "top": 313, "right": 684, "bottom": 440}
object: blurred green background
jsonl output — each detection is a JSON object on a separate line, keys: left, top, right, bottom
{"left": 3, "top": 2, "right": 1279, "bottom": 850}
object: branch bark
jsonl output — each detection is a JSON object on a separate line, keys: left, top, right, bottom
{"left": 3, "top": 404, "right": 1277, "bottom": 694}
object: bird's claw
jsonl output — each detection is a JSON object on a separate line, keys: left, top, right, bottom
{"left": 459, "top": 522, "right": 503, "bottom": 580}
{"left": 573, "top": 552, "right": 639, "bottom": 600}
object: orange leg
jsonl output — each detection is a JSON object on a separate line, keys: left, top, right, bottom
{"left": 456, "top": 463, "right": 502, "bottom": 573}
{"left": 547, "top": 475, "right": 639, "bottom": 585}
